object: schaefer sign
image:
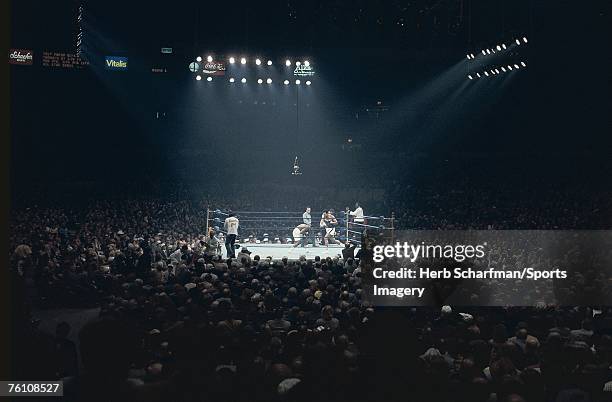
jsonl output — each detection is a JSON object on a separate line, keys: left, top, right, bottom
{"left": 105, "top": 56, "right": 128, "bottom": 70}
{"left": 9, "top": 49, "right": 33, "bottom": 65}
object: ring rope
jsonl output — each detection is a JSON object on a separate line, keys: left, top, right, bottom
{"left": 213, "top": 210, "right": 391, "bottom": 220}
{"left": 348, "top": 222, "right": 389, "bottom": 229}
{"left": 208, "top": 208, "right": 395, "bottom": 244}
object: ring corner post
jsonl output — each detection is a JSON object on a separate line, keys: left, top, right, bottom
{"left": 345, "top": 207, "right": 350, "bottom": 245}
{"left": 205, "top": 205, "right": 210, "bottom": 237}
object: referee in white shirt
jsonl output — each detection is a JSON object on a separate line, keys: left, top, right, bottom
{"left": 350, "top": 202, "right": 364, "bottom": 224}
{"left": 224, "top": 212, "right": 239, "bottom": 258}
{"left": 302, "top": 207, "right": 318, "bottom": 247}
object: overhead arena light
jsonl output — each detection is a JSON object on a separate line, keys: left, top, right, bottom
{"left": 515, "top": 39, "right": 521, "bottom": 45}
{"left": 240, "top": 57, "right": 247, "bottom": 64}
{"left": 496, "top": 45, "right": 501, "bottom": 51}
{"left": 285, "top": 59, "right": 291, "bottom": 66}
{"left": 241, "top": 78, "right": 247, "bottom": 83}
{"left": 207, "top": 76, "right": 212, "bottom": 82}
{"left": 481, "top": 50, "right": 486, "bottom": 55}
{"left": 520, "top": 61, "right": 526, "bottom": 67}
{"left": 476, "top": 73, "right": 481, "bottom": 78}
{"left": 507, "top": 65, "right": 513, "bottom": 70}
{"left": 305, "top": 80, "right": 311, "bottom": 85}
{"left": 466, "top": 54, "right": 471, "bottom": 60}
{"left": 196, "top": 75, "right": 202, "bottom": 80}
{"left": 523, "top": 37, "right": 528, "bottom": 43}
{"left": 484, "top": 71, "right": 489, "bottom": 76}
{"left": 196, "top": 56, "right": 202, "bottom": 62}
{"left": 304, "top": 60, "right": 310, "bottom": 66}
{"left": 502, "top": 44, "right": 507, "bottom": 49}
{"left": 229, "top": 57, "right": 236, "bottom": 64}
{"left": 266, "top": 78, "right": 272, "bottom": 84}
{"left": 495, "top": 68, "right": 500, "bottom": 73}
{"left": 295, "top": 79, "right": 301, "bottom": 85}
{"left": 514, "top": 64, "right": 520, "bottom": 69}
{"left": 267, "top": 60, "right": 272, "bottom": 66}
{"left": 229, "top": 77, "right": 235, "bottom": 83}
{"left": 468, "top": 74, "right": 473, "bottom": 79}
{"left": 207, "top": 55, "right": 213, "bottom": 62}
{"left": 501, "top": 66, "right": 506, "bottom": 72}
{"left": 296, "top": 61, "right": 301, "bottom": 66}
{"left": 255, "top": 58, "right": 261, "bottom": 65}
{"left": 257, "top": 78, "right": 263, "bottom": 84}
{"left": 283, "top": 80, "right": 289, "bottom": 85}
{"left": 486, "top": 49, "right": 491, "bottom": 54}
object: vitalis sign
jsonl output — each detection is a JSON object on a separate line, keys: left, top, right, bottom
{"left": 8, "top": 49, "right": 33, "bottom": 65}
{"left": 105, "top": 56, "right": 128, "bottom": 70}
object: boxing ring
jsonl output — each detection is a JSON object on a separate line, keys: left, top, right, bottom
{"left": 205, "top": 208, "right": 395, "bottom": 260}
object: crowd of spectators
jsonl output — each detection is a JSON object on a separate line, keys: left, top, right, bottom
{"left": 8, "top": 181, "right": 612, "bottom": 401}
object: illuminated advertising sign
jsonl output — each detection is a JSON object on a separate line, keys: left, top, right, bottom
{"left": 105, "top": 56, "right": 128, "bottom": 70}
{"left": 42, "top": 51, "right": 89, "bottom": 69}
{"left": 202, "top": 61, "right": 226, "bottom": 76}
{"left": 8, "top": 49, "right": 33, "bottom": 65}
{"left": 293, "top": 64, "right": 315, "bottom": 77}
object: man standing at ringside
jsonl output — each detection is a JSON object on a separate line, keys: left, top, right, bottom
{"left": 224, "top": 212, "right": 239, "bottom": 258}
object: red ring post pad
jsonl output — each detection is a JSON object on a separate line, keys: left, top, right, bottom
{"left": 360, "top": 230, "right": 612, "bottom": 307}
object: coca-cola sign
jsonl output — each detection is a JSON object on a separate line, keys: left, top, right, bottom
{"left": 9, "top": 49, "right": 34, "bottom": 65}
{"left": 202, "top": 61, "right": 226, "bottom": 76}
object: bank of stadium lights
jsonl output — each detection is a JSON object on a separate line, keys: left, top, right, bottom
{"left": 295, "top": 79, "right": 301, "bottom": 85}
{"left": 229, "top": 77, "right": 235, "bottom": 83}
{"left": 267, "top": 60, "right": 272, "bottom": 66}
{"left": 266, "top": 78, "right": 272, "bottom": 84}
{"left": 257, "top": 78, "right": 263, "bottom": 84}
{"left": 229, "top": 57, "right": 235, "bottom": 64}
{"left": 283, "top": 80, "right": 289, "bottom": 85}
{"left": 468, "top": 61, "right": 527, "bottom": 80}
{"left": 306, "top": 80, "right": 311, "bottom": 85}
{"left": 285, "top": 59, "right": 291, "bottom": 66}
{"left": 467, "top": 36, "right": 528, "bottom": 60}
{"left": 255, "top": 58, "right": 261, "bottom": 65}
{"left": 240, "top": 57, "right": 247, "bottom": 64}
{"left": 241, "top": 78, "right": 247, "bottom": 83}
